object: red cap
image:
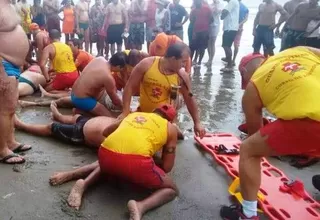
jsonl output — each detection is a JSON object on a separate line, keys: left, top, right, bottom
{"left": 156, "top": 104, "right": 177, "bottom": 122}
{"left": 239, "top": 53, "right": 265, "bottom": 89}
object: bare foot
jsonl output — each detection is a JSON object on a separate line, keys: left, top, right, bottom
{"left": 39, "top": 85, "right": 47, "bottom": 98}
{"left": 49, "top": 172, "right": 74, "bottom": 186}
{"left": 128, "top": 200, "right": 142, "bottom": 220}
{"left": 18, "top": 100, "right": 36, "bottom": 108}
{"left": 50, "top": 101, "right": 60, "bottom": 121}
{"left": 68, "top": 179, "right": 85, "bottom": 210}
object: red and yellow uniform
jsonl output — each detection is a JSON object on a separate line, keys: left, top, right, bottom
{"left": 75, "top": 50, "right": 94, "bottom": 72}
{"left": 149, "top": 33, "right": 191, "bottom": 74}
{"left": 99, "top": 112, "right": 168, "bottom": 188}
{"left": 139, "top": 57, "right": 179, "bottom": 112}
{"left": 52, "top": 42, "right": 78, "bottom": 90}
{"left": 248, "top": 47, "right": 320, "bottom": 156}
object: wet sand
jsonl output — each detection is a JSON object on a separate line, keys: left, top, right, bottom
{"left": 1, "top": 8, "right": 320, "bottom": 220}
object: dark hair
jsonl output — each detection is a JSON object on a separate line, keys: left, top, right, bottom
{"left": 49, "top": 29, "right": 61, "bottom": 40}
{"left": 61, "top": 0, "right": 74, "bottom": 5}
{"left": 69, "top": 38, "right": 81, "bottom": 48}
{"left": 109, "top": 52, "right": 128, "bottom": 68}
{"left": 164, "top": 42, "right": 189, "bottom": 59}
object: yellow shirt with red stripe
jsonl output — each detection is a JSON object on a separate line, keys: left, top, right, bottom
{"left": 139, "top": 57, "right": 179, "bottom": 112}
{"left": 75, "top": 50, "right": 94, "bottom": 72}
{"left": 251, "top": 47, "right": 320, "bottom": 121}
{"left": 52, "top": 42, "right": 77, "bottom": 74}
{"left": 101, "top": 112, "right": 168, "bottom": 157}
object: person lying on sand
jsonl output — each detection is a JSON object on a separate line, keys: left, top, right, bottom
{"left": 19, "top": 65, "right": 46, "bottom": 97}
{"left": 15, "top": 102, "right": 117, "bottom": 147}
{"left": 49, "top": 104, "right": 179, "bottom": 220}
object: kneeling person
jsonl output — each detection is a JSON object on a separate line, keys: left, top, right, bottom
{"left": 68, "top": 38, "right": 94, "bottom": 72}
{"left": 49, "top": 104, "right": 179, "bottom": 219}
{"left": 220, "top": 46, "right": 320, "bottom": 219}
{"left": 71, "top": 57, "right": 123, "bottom": 116}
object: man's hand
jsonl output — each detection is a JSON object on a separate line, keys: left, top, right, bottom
{"left": 252, "top": 29, "right": 256, "bottom": 36}
{"left": 194, "top": 123, "right": 206, "bottom": 139}
{"left": 275, "top": 28, "right": 280, "bottom": 38}
{"left": 117, "top": 110, "right": 130, "bottom": 120}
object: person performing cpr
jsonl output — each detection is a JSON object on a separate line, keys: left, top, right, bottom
{"left": 220, "top": 46, "right": 320, "bottom": 219}
{"left": 49, "top": 104, "right": 179, "bottom": 220}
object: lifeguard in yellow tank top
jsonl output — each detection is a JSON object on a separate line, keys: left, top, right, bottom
{"left": 101, "top": 112, "right": 168, "bottom": 157}
{"left": 251, "top": 46, "right": 320, "bottom": 121}
{"left": 52, "top": 42, "right": 77, "bottom": 74}
{"left": 139, "top": 57, "right": 179, "bottom": 112}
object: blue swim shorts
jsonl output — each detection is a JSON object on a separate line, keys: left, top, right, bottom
{"left": 71, "top": 93, "right": 97, "bottom": 112}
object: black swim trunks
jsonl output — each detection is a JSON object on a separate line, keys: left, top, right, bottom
{"left": 253, "top": 25, "right": 275, "bottom": 52}
{"left": 51, "top": 116, "right": 90, "bottom": 145}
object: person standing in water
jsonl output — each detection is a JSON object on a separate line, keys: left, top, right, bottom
{"left": 169, "top": 0, "right": 189, "bottom": 41}
{"left": 102, "top": 0, "right": 129, "bottom": 56}
{"left": 252, "top": 0, "right": 287, "bottom": 56}
{"left": 43, "top": 0, "right": 61, "bottom": 32}
{"left": 206, "top": 0, "right": 223, "bottom": 67}
{"left": 75, "top": 0, "right": 90, "bottom": 52}
{"left": 89, "top": 0, "right": 105, "bottom": 55}
{"left": 61, "top": 0, "right": 75, "bottom": 44}
{"left": 31, "top": 0, "right": 46, "bottom": 29}
{"left": 17, "top": 0, "right": 32, "bottom": 39}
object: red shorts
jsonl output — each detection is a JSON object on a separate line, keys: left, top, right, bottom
{"left": 52, "top": 71, "right": 79, "bottom": 90}
{"left": 98, "top": 147, "right": 165, "bottom": 188}
{"left": 260, "top": 119, "right": 320, "bottom": 157}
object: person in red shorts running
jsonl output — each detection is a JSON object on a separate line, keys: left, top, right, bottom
{"left": 40, "top": 29, "right": 79, "bottom": 92}
{"left": 49, "top": 104, "right": 179, "bottom": 220}
{"left": 220, "top": 46, "right": 320, "bottom": 220}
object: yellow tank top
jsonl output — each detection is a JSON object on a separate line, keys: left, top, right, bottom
{"left": 101, "top": 112, "right": 168, "bottom": 157}
{"left": 251, "top": 47, "right": 320, "bottom": 121}
{"left": 139, "top": 57, "right": 179, "bottom": 112}
{"left": 52, "top": 42, "right": 77, "bottom": 73}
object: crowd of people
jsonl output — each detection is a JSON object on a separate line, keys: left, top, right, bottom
{"left": 1, "top": 0, "right": 320, "bottom": 220}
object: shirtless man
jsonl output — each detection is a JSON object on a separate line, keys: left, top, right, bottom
{"left": 68, "top": 38, "right": 94, "bottom": 72}
{"left": 253, "top": 0, "right": 288, "bottom": 56}
{"left": 40, "top": 29, "right": 79, "bottom": 92}
{"left": 43, "top": 0, "right": 60, "bottom": 32}
{"left": 19, "top": 64, "right": 46, "bottom": 97}
{"left": 15, "top": 102, "right": 116, "bottom": 147}
{"left": 277, "top": 0, "right": 307, "bottom": 51}
{"left": 281, "top": 0, "right": 320, "bottom": 50}
{"left": 109, "top": 49, "right": 149, "bottom": 91}
{"left": 119, "top": 42, "right": 206, "bottom": 138}
{"left": 0, "top": 0, "right": 32, "bottom": 164}
{"left": 29, "top": 23, "right": 50, "bottom": 62}
{"left": 220, "top": 46, "right": 320, "bottom": 219}
{"left": 75, "top": 0, "right": 90, "bottom": 52}
{"left": 102, "top": 0, "right": 129, "bottom": 56}
{"left": 49, "top": 104, "right": 179, "bottom": 219}
{"left": 71, "top": 57, "right": 123, "bottom": 116}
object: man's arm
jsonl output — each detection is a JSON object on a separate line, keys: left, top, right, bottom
{"left": 239, "top": 8, "right": 249, "bottom": 27}
{"left": 305, "top": 46, "right": 320, "bottom": 56}
{"left": 75, "top": 4, "right": 80, "bottom": 31}
{"left": 160, "top": 123, "right": 178, "bottom": 173}
{"left": 36, "top": 35, "right": 44, "bottom": 62}
{"left": 102, "top": 119, "right": 122, "bottom": 137}
{"left": 179, "top": 69, "right": 201, "bottom": 128}
{"left": 121, "top": 58, "right": 151, "bottom": 115}
{"left": 253, "top": 5, "right": 262, "bottom": 32}
{"left": 242, "top": 82, "right": 264, "bottom": 136}
{"left": 221, "top": 1, "right": 234, "bottom": 20}
{"left": 274, "top": 4, "right": 288, "bottom": 29}
{"left": 39, "top": 45, "right": 51, "bottom": 81}
{"left": 122, "top": 5, "right": 129, "bottom": 31}
{"left": 182, "top": 7, "right": 189, "bottom": 25}
{"left": 105, "top": 74, "right": 123, "bottom": 107}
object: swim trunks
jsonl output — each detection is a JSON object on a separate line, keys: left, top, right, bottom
{"left": 281, "top": 29, "right": 306, "bottom": 51}
{"left": 253, "top": 25, "right": 275, "bottom": 51}
{"left": 2, "top": 60, "right": 21, "bottom": 79}
{"left": 71, "top": 93, "right": 98, "bottom": 112}
{"left": 98, "top": 147, "right": 165, "bottom": 188}
{"left": 51, "top": 116, "right": 90, "bottom": 145}
{"left": 260, "top": 119, "right": 320, "bottom": 157}
{"left": 52, "top": 70, "right": 79, "bottom": 90}
{"left": 79, "top": 22, "right": 89, "bottom": 30}
{"left": 19, "top": 76, "right": 37, "bottom": 91}
{"left": 107, "top": 24, "right": 124, "bottom": 45}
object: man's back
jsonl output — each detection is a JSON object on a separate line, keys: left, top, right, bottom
{"left": 251, "top": 47, "right": 320, "bottom": 121}
{"left": 51, "top": 42, "right": 77, "bottom": 73}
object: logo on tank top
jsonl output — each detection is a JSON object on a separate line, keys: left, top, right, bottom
{"left": 282, "top": 62, "right": 304, "bottom": 75}
{"left": 134, "top": 116, "right": 147, "bottom": 125}
{"left": 151, "top": 87, "right": 162, "bottom": 99}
